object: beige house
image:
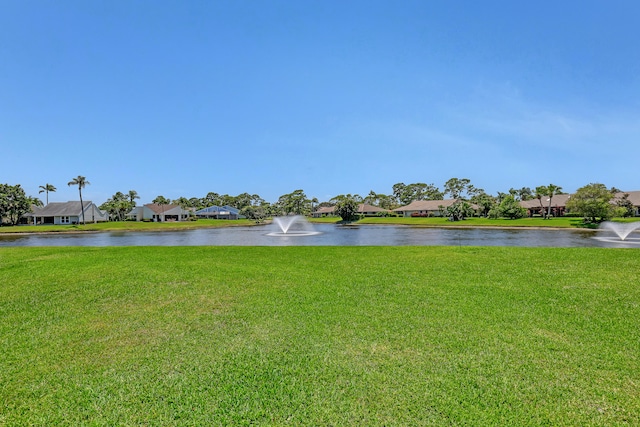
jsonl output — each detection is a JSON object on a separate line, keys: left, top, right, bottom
{"left": 519, "top": 194, "right": 572, "bottom": 217}
{"left": 312, "top": 203, "right": 391, "bottom": 218}
{"left": 520, "top": 191, "right": 640, "bottom": 217}
{"left": 394, "top": 199, "right": 467, "bottom": 217}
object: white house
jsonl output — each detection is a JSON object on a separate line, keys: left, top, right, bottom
{"left": 128, "top": 203, "right": 192, "bottom": 222}
{"left": 28, "top": 201, "right": 109, "bottom": 225}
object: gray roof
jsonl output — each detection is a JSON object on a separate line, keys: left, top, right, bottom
{"left": 30, "top": 201, "right": 94, "bottom": 216}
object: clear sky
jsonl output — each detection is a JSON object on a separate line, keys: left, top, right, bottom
{"left": 2, "top": 1, "right": 639, "bottom": 205}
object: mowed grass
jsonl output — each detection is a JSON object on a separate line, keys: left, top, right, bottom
{"left": 1, "top": 246, "right": 639, "bottom": 425}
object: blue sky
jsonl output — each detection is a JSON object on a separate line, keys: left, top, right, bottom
{"left": 2, "top": 1, "right": 639, "bottom": 204}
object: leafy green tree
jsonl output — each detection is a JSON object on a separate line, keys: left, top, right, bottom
{"left": 68, "top": 175, "right": 90, "bottom": 224}
{"left": 393, "top": 183, "right": 443, "bottom": 205}
{"left": 202, "top": 192, "right": 222, "bottom": 207}
{"left": 365, "top": 190, "right": 398, "bottom": 210}
{"left": 534, "top": 186, "right": 548, "bottom": 218}
{"left": 241, "top": 205, "right": 267, "bottom": 223}
{"left": 38, "top": 183, "right": 56, "bottom": 205}
{"left": 544, "top": 184, "right": 563, "bottom": 219}
{"left": 276, "top": 189, "right": 313, "bottom": 215}
{"left": 0, "top": 184, "right": 37, "bottom": 225}
{"left": 566, "top": 183, "right": 615, "bottom": 223}
{"left": 509, "top": 187, "right": 533, "bottom": 201}
{"left": 128, "top": 190, "right": 140, "bottom": 206}
{"left": 330, "top": 194, "right": 360, "bottom": 221}
{"left": 443, "top": 178, "right": 478, "bottom": 199}
{"left": 172, "top": 197, "right": 193, "bottom": 209}
{"left": 100, "top": 192, "right": 133, "bottom": 221}
{"left": 470, "top": 191, "right": 496, "bottom": 217}
{"left": 498, "top": 195, "right": 527, "bottom": 219}
{"left": 615, "top": 193, "right": 635, "bottom": 218}
{"left": 441, "top": 200, "right": 474, "bottom": 221}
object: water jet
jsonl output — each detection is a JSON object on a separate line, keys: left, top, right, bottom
{"left": 266, "top": 215, "right": 322, "bottom": 237}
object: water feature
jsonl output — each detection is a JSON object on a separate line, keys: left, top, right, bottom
{"left": 266, "top": 215, "right": 322, "bottom": 237}
{"left": 594, "top": 221, "right": 640, "bottom": 244}
{"left": 0, "top": 223, "right": 633, "bottom": 247}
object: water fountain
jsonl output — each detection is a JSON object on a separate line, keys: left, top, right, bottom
{"left": 266, "top": 215, "right": 322, "bottom": 237}
{"left": 594, "top": 221, "right": 640, "bottom": 244}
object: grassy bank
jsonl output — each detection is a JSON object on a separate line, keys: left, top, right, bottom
{"left": 345, "top": 216, "right": 593, "bottom": 228}
{"left": 1, "top": 246, "right": 639, "bottom": 425}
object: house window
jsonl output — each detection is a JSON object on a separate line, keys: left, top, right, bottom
{"left": 61, "top": 216, "right": 70, "bottom": 224}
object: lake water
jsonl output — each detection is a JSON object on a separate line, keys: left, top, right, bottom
{"left": 1, "top": 223, "right": 637, "bottom": 247}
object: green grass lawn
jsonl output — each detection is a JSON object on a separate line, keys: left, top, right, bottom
{"left": 1, "top": 246, "right": 639, "bottom": 425}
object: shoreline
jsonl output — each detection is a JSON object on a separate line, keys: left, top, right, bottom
{"left": 0, "top": 221, "right": 601, "bottom": 237}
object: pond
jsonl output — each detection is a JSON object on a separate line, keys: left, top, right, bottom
{"left": 1, "top": 223, "right": 637, "bottom": 247}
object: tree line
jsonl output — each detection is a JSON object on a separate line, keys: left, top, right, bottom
{"left": 0, "top": 176, "right": 636, "bottom": 226}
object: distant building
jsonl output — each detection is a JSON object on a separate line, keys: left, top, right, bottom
{"left": 311, "top": 204, "right": 390, "bottom": 218}
{"left": 394, "top": 199, "right": 466, "bottom": 217}
{"left": 26, "top": 201, "right": 108, "bottom": 225}
{"left": 194, "top": 205, "right": 243, "bottom": 220}
{"left": 128, "top": 203, "right": 192, "bottom": 222}
{"left": 519, "top": 194, "right": 571, "bottom": 217}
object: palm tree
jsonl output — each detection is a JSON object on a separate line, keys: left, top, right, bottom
{"left": 68, "top": 176, "right": 90, "bottom": 224}
{"left": 128, "top": 190, "right": 140, "bottom": 206}
{"left": 545, "top": 184, "right": 563, "bottom": 219}
{"left": 534, "top": 186, "right": 548, "bottom": 218}
{"left": 38, "top": 183, "right": 57, "bottom": 205}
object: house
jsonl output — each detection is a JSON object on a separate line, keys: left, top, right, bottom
{"left": 194, "top": 205, "right": 243, "bottom": 220}
{"left": 519, "top": 191, "right": 640, "bottom": 217}
{"left": 612, "top": 191, "right": 640, "bottom": 216}
{"left": 128, "top": 203, "right": 192, "bottom": 222}
{"left": 394, "top": 199, "right": 468, "bottom": 217}
{"left": 519, "top": 194, "right": 572, "bottom": 217}
{"left": 26, "top": 201, "right": 109, "bottom": 225}
{"left": 311, "top": 204, "right": 390, "bottom": 218}
{"left": 312, "top": 206, "right": 336, "bottom": 218}
{"left": 356, "top": 203, "right": 390, "bottom": 216}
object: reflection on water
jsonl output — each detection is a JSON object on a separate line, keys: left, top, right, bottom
{"left": 0, "top": 224, "right": 635, "bottom": 247}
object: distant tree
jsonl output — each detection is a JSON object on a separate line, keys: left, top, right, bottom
{"left": 203, "top": 192, "right": 222, "bottom": 207}
{"left": 392, "top": 182, "right": 443, "bottom": 206}
{"left": 172, "top": 197, "right": 193, "bottom": 209}
{"left": 441, "top": 200, "right": 474, "bottom": 221}
{"left": 443, "top": 178, "right": 473, "bottom": 199}
{"left": 189, "top": 197, "right": 203, "bottom": 210}
{"left": 509, "top": 187, "right": 533, "bottom": 201}
{"left": 38, "top": 183, "right": 56, "bottom": 205}
{"left": 498, "top": 195, "right": 527, "bottom": 219}
{"left": 330, "top": 194, "right": 360, "bottom": 221}
{"left": 241, "top": 205, "right": 267, "bottom": 223}
{"left": 366, "top": 190, "right": 399, "bottom": 210}
{"left": 100, "top": 192, "right": 133, "bottom": 221}
{"left": 544, "top": 184, "right": 563, "bottom": 219}
{"left": 615, "top": 193, "right": 635, "bottom": 218}
{"left": 128, "top": 190, "right": 140, "bottom": 206}
{"left": 534, "top": 186, "right": 550, "bottom": 218}
{"left": 277, "top": 189, "right": 313, "bottom": 215}
{"left": 67, "top": 175, "right": 90, "bottom": 224}
{"left": 566, "top": 183, "right": 614, "bottom": 223}
{"left": 470, "top": 191, "right": 496, "bottom": 217}
{"left": 0, "top": 184, "right": 36, "bottom": 225}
